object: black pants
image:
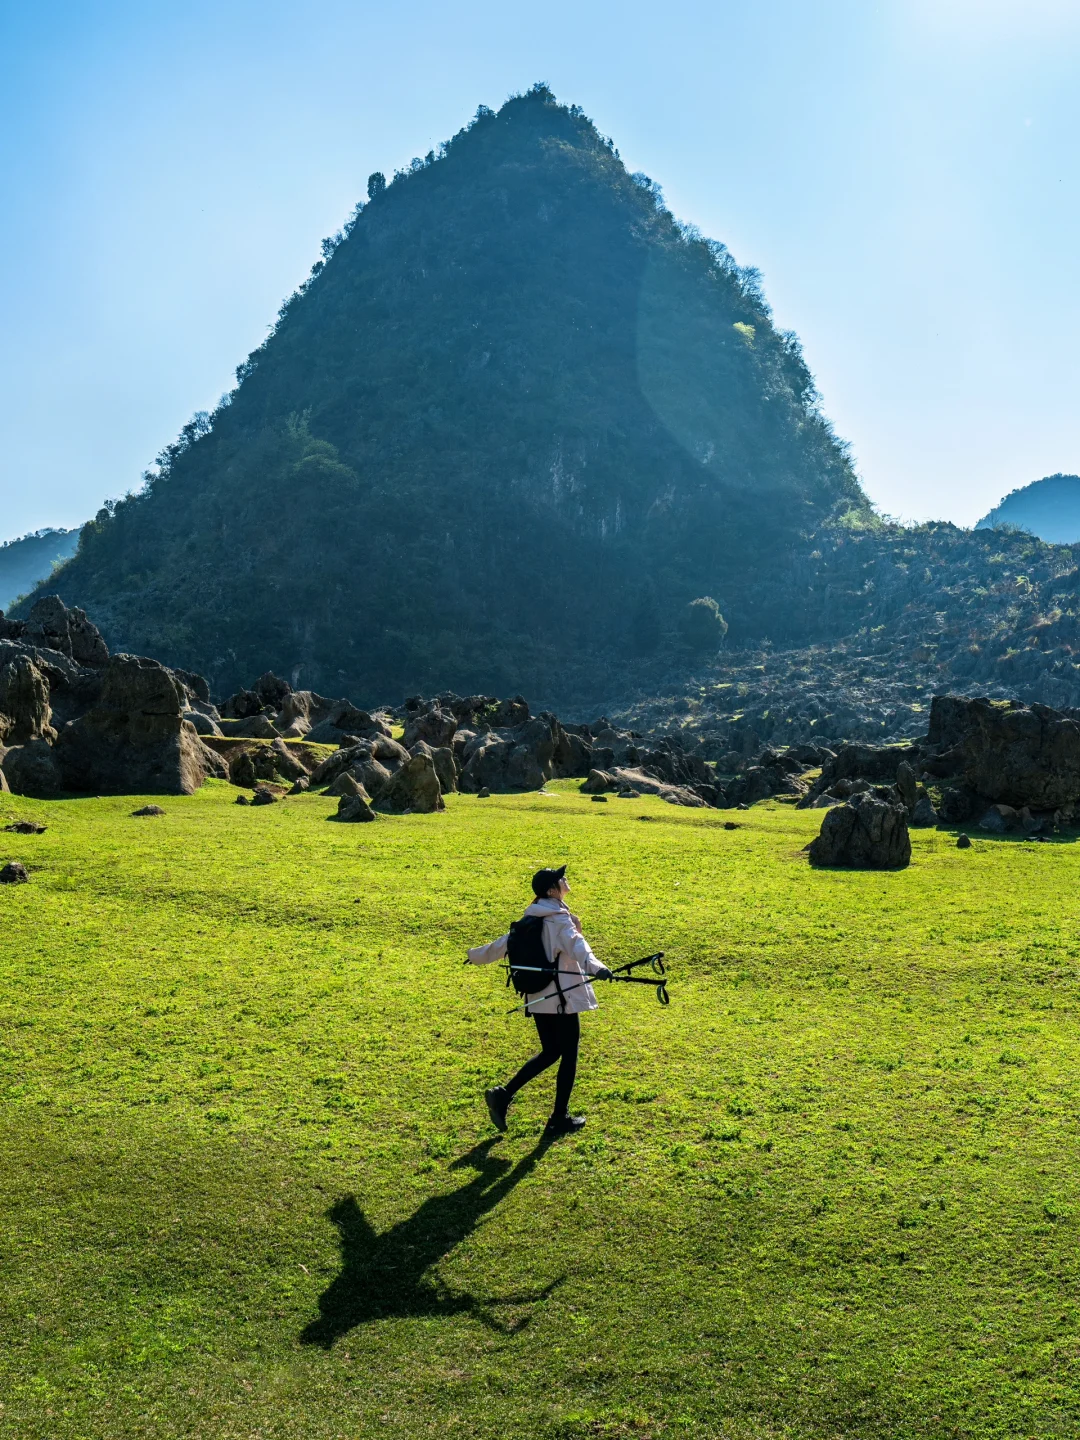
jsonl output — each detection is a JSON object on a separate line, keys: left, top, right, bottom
{"left": 504, "top": 1013, "right": 580, "bottom": 1118}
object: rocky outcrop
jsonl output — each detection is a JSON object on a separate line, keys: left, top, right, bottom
{"left": 55, "top": 654, "right": 222, "bottom": 795}
{"left": 21, "top": 596, "right": 109, "bottom": 667}
{"left": 808, "top": 792, "right": 911, "bottom": 869}
{"left": 403, "top": 704, "right": 458, "bottom": 750}
{"left": 958, "top": 700, "right": 1080, "bottom": 810}
{"left": 0, "top": 655, "right": 55, "bottom": 745}
{"left": 309, "top": 736, "right": 408, "bottom": 795}
{"left": 275, "top": 689, "right": 391, "bottom": 744}
{"left": 378, "top": 752, "right": 445, "bottom": 813}
{"left": 227, "top": 738, "right": 312, "bottom": 788}
{"left": 458, "top": 718, "right": 557, "bottom": 793}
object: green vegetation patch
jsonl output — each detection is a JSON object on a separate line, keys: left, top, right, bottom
{"left": 2, "top": 781, "right": 1080, "bottom": 1437}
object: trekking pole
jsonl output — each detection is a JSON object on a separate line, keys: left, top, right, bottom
{"left": 506, "top": 966, "right": 670, "bottom": 1014}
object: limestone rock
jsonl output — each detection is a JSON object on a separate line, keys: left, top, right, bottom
{"left": 378, "top": 752, "right": 444, "bottom": 813}
{"left": 54, "top": 653, "right": 215, "bottom": 795}
{"left": 409, "top": 739, "right": 457, "bottom": 794}
{"left": 911, "top": 795, "right": 938, "bottom": 827}
{"left": 459, "top": 717, "right": 558, "bottom": 793}
{"left": 183, "top": 709, "right": 222, "bottom": 737}
{"left": 221, "top": 688, "right": 263, "bottom": 720}
{"left": 1, "top": 740, "right": 63, "bottom": 796}
{"left": 960, "top": 700, "right": 1080, "bottom": 809}
{"left": 0, "top": 655, "right": 55, "bottom": 745}
{"left": 978, "top": 803, "right": 1020, "bottom": 834}
{"left": 956, "top": 833, "right": 972, "bottom": 849}
{"left": 3, "top": 820, "right": 46, "bottom": 834}
{"left": 253, "top": 672, "right": 292, "bottom": 709}
{"left": 610, "top": 767, "right": 708, "bottom": 807}
{"left": 132, "top": 805, "right": 166, "bottom": 816}
{"left": 582, "top": 768, "right": 614, "bottom": 793}
{"left": 22, "top": 596, "right": 108, "bottom": 667}
{"left": 267, "top": 738, "right": 308, "bottom": 782}
{"left": 808, "top": 792, "right": 911, "bottom": 869}
{"left": 327, "top": 771, "right": 366, "bottom": 798}
{"left": 335, "top": 791, "right": 377, "bottom": 822}
{"left": 276, "top": 688, "right": 391, "bottom": 744}
{"left": 250, "top": 786, "right": 278, "bottom": 806}
{"left": 0, "top": 861, "right": 29, "bottom": 883}
{"left": 895, "top": 761, "right": 919, "bottom": 814}
{"left": 289, "top": 776, "right": 310, "bottom": 795}
{"left": 403, "top": 704, "right": 458, "bottom": 750}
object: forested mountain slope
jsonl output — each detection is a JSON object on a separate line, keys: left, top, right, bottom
{"left": 0, "top": 528, "right": 80, "bottom": 612}
{"left": 21, "top": 87, "right": 864, "bottom": 704}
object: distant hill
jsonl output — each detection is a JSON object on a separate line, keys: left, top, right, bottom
{"left": 976, "top": 473, "right": 1080, "bottom": 545}
{"left": 0, "top": 528, "right": 80, "bottom": 613}
{"left": 21, "top": 86, "right": 864, "bottom": 704}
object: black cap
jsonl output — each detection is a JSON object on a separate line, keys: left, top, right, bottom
{"left": 531, "top": 864, "right": 567, "bottom": 898}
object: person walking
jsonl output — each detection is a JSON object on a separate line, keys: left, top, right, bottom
{"left": 466, "top": 865, "right": 612, "bottom": 1136}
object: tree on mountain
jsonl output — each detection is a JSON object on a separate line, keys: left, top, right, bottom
{"left": 678, "top": 598, "right": 728, "bottom": 653}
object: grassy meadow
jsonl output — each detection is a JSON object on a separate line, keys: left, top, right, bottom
{"left": 1, "top": 779, "right": 1079, "bottom": 1438}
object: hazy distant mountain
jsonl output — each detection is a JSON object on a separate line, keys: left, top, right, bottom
{"left": 0, "top": 527, "right": 80, "bottom": 612}
{"left": 19, "top": 86, "right": 863, "bottom": 702}
{"left": 976, "top": 474, "right": 1080, "bottom": 545}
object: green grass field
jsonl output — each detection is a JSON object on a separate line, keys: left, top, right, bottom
{"left": 2, "top": 779, "right": 1079, "bottom": 1439}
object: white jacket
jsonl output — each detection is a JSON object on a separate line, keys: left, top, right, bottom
{"left": 467, "top": 897, "right": 605, "bottom": 1014}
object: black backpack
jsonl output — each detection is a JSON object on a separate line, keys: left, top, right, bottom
{"left": 506, "top": 915, "right": 560, "bottom": 997}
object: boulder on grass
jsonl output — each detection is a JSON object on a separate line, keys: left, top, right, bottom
{"left": 978, "top": 803, "right": 1020, "bottom": 834}
{"left": 327, "top": 772, "right": 365, "bottom": 798}
{"left": 3, "top": 820, "right": 46, "bottom": 834}
{"left": 409, "top": 739, "right": 457, "bottom": 794}
{"left": 132, "top": 805, "right": 166, "bottom": 816}
{"left": 378, "top": 752, "right": 444, "bottom": 813}
{"left": 609, "top": 767, "right": 708, "bottom": 808}
{"left": 582, "top": 769, "right": 614, "bottom": 794}
{"left": 0, "top": 861, "right": 29, "bottom": 883}
{"left": 1, "top": 740, "right": 63, "bottom": 797}
{"left": 896, "top": 761, "right": 919, "bottom": 815}
{"left": 808, "top": 792, "right": 911, "bottom": 870}
{"left": 250, "top": 786, "right": 279, "bottom": 806}
{"left": 911, "top": 795, "right": 938, "bottom": 827}
{"left": 960, "top": 699, "right": 1080, "bottom": 809}
{"left": 458, "top": 717, "right": 557, "bottom": 793}
{"left": 55, "top": 654, "right": 219, "bottom": 795}
{"left": 335, "top": 791, "right": 377, "bottom": 822}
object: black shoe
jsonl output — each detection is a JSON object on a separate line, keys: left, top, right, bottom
{"left": 485, "top": 1086, "right": 509, "bottom": 1133}
{"left": 545, "top": 1113, "right": 586, "bottom": 1135}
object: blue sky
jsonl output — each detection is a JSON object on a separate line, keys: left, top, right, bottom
{"left": 1, "top": 0, "right": 1077, "bottom": 539}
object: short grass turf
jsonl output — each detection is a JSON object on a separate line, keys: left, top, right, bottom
{"left": 2, "top": 780, "right": 1080, "bottom": 1439}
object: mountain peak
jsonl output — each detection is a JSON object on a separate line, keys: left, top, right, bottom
{"left": 24, "top": 93, "right": 863, "bottom": 704}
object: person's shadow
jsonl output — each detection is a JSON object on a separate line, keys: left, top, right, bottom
{"left": 300, "top": 1134, "right": 561, "bottom": 1346}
